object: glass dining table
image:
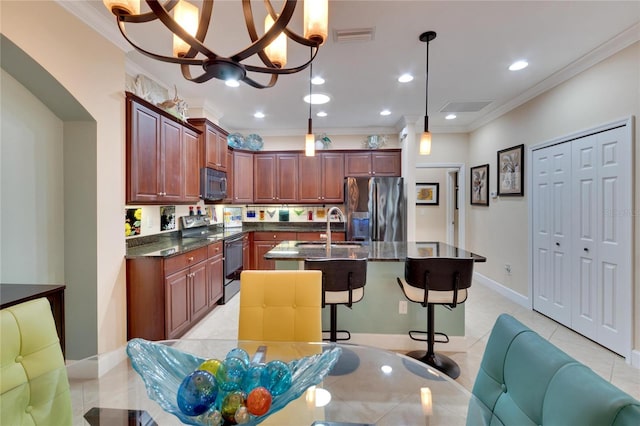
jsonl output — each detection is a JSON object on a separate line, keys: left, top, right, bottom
{"left": 67, "top": 339, "right": 485, "bottom": 425}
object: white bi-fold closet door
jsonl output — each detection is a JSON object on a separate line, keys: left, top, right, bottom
{"left": 532, "top": 121, "right": 632, "bottom": 357}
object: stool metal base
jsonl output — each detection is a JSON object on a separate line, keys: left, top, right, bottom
{"left": 405, "top": 350, "right": 461, "bottom": 379}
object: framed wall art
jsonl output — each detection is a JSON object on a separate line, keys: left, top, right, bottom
{"left": 416, "top": 183, "right": 439, "bottom": 205}
{"left": 497, "top": 144, "right": 524, "bottom": 196}
{"left": 470, "top": 164, "right": 489, "bottom": 206}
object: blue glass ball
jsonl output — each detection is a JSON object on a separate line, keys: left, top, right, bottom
{"left": 242, "top": 363, "right": 270, "bottom": 393}
{"left": 265, "top": 360, "right": 292, "bottom": 396}
{"left": 176, "top": 370, "right": 218, "bottom": 416}
{"left": 216, "top": 357, "right": 248, "bottom": 391}
{"left": 226, "top": 348, "right": 250, "bottom": 367}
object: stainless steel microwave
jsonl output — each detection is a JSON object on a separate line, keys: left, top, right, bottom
{"left": 200, "top": 168, "right": 227, "bottom": 201}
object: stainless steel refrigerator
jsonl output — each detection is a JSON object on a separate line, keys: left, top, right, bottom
{"left": 345, "top": 177, "right": 406, "bottom": 242}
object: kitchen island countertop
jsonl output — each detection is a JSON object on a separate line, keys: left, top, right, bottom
{"left": 264, "top": 240, "right": 487, "bottom": 262}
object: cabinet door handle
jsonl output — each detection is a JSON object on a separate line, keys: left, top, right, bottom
{"left": 188, "top": 256, "right": 194, "bottom": 262}
{"left": 555, "top": 242, "right": 560, "bottom": 247}
{"left": 584, "top": 248, "right": 589, "bottom": 252}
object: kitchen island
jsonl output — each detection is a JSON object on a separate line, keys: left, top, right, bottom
{"left": 265, "top": 241, "right": 486, "bottom": 351}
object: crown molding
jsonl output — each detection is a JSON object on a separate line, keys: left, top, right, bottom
{"left": 56, "top": 0, "right": 133, "bottom": 53}
{"left": 469, "top": 22, "right": 640, "bottom": 132}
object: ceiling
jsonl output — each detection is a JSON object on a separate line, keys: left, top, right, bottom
{"left": 63, "top": 1, "right": 639, "bottom": 136}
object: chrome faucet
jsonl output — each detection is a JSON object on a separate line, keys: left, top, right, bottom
{"left": 326, "top": 206, "right": 345, "bottom": 253}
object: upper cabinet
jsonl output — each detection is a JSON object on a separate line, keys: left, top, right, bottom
{"left": 345, "top": 150, "right": 401, "bottom": 177}
{"left": 254, "top": 153, "right": 299, "bottom": 203}
{"left": 232, "top": 150, "right": 253, "bottom": 204}
{"left": 188, "top": 118, "right": 228, "bottom": 172}
{"left": 298, "top": 152, "right": 344, "bottom": 203}
{"left": 126, "top": 93, "right": 202, "bottom": 204}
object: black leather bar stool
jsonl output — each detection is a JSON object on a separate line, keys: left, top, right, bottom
{"left": 304, "top": 258, "right": 367, "bottom": 342}
{"left": 396, "top": 257, "right": 474, "bottom": 379}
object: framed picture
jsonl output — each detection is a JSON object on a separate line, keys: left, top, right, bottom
{"left": 497, "top": 144, "right": 524, "bottom": 196}
{"left": 470, "top": 164, "right": 490, "bottom": 206}
{"left": 416, "top": 183, "right": 439, "bottom": 205}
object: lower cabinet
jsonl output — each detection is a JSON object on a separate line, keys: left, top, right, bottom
{"left": 252, "top": 232, "right": 297, "bottom": 270}
{"left": 127, "top": 244, "right": 223, "bottom": 340}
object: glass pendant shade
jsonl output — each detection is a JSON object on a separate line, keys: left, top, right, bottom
{"left": 419, "top": 131, "right": 432, "bottom": 155}
{"left": 305, "top": 133, "right": 316, "bottom": 156}
{"left": 264, "top": 14, "right": 288, "bottom": 68}
{"left": 304, "top": 0, "right": 329, "bottom": 45}
{"left": 103, "top": 0, "right": 139, "bottom": 14}
{"left": 172, "top": 0, "right": 199, "bottom": 57}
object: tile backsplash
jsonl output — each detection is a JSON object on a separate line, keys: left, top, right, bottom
{"left": 124, "top": 204, "right": 344, "bottom": 239}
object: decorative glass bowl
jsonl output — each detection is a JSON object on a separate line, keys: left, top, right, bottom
{"left": 227, "top": 133, "right": 245, "bottom": 149}
{"left": 244, "top": 134, "right": 264, "bottom": 151}
{"left": 126, "top": 339, "right": 341, "bottom": 425}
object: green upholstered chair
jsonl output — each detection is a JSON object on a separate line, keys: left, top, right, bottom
{"left": 1, "top": 297, "right": 71, "bottom": 425}
{"left": 469, "top": 313, "right": 640, "bottom": 426}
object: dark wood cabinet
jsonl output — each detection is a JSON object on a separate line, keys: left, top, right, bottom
{"left": 188, "top": 118, "right": 228, "bottom": 172}
{"left": 298, "top": 152, "right": 344, "bottom": 203}
{"left": 254, "top": 153, "right": 298, "bottom": 203}
{"left": 252, "top": 232, "right": 297, "bottom": 270}
{"left": 242, "top": 233, "right": 251, "bottom": 271}
{"left": 345, "top": 149, "right": 401, "bottom": 177}
{"left": 206, "top": 242, "right": 223, "bottom": 307}
{"left": 126, "top": 92, "right": 202, "bottom": 204}
{"left": 233, "top": 150, "right": 254, "bottom": 203}
{"left": 127, "top": 244, "right": 224, "bottom": 341}
{"left": 183, "top": 126, "right": 201, "bottom": 202}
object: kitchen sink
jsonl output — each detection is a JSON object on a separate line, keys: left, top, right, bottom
{"left": 295, "top": 242, "right": 364, "bottom": 249}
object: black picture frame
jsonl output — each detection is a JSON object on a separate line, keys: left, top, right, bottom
{"left": 470, "top": 164, "right": 490, "bottom": 206}
{"left": 416, "top": 182, "right": 439, "bottom": 205}
{"left": 497, "top": 144, "right": 524, "bottom": 196}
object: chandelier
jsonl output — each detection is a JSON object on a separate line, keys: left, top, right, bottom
{"left": 103, "top": 0, "right": 328, "bottom": 89}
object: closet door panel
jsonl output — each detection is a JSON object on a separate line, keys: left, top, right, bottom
{"left": 594, "top": 127, "right": 631, "bottom": 355}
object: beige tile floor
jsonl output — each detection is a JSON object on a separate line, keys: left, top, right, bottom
{"left": 184, "top": 280, "right": 639, "bottom": 399}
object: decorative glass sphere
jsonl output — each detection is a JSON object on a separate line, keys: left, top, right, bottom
{"left": 242, "top": 363, "right": 270, "bottom": 394}
{"left": 176, "top": 370, "right": 218, "bottom": 416}
{"left": 216, "top": 357, "right": 248, "bottom": 391}
{"left": 265, "top": 360, "right": 292, "bottom": 396}
{"left": 246, "top": 386, "right": 272, "bottom": 416}
{"left": 221, "top": 390, "right": 246, "bottom": 423}
{"left": 226, "top": 348, "right": 250, "bottom": 367}
{"left": 198, "top": 358, "right": 222, "bottom": 376}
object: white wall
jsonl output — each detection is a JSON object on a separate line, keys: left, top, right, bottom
{"left": 415, "top": 168, "right": 447, "bottom": 242}
{"left": 467, "top": 42, "right": 640, "bottom": 350}
{"left": 1, "top": 70, "right": 65, "bottom": 283}
{"left": 1, "top": 0, "right": 126, "bottom": 356}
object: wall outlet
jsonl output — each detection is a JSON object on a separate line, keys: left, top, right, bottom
{"left": 399, "top": 300, "right": 408, "bottom": 314}
{"left": 504, "top": 264, "right": 512, "bottom": 275}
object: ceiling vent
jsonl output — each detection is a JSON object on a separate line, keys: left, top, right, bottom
{"left": 333, "top": 27, "right": 375, "bottom": 43}
{"left": 440, "top": 101, "right": 492, "bottom": 113}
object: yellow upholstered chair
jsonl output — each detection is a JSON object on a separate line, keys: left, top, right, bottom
{"left": 238, "top": 270, "right": 323, "bottom": 343}
{"left": 0, "top": 297, "right": 71, "bottom": 425}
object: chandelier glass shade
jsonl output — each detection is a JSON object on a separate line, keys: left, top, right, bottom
{"left": 103, "top": 0, "right": 328, "bottom": 89}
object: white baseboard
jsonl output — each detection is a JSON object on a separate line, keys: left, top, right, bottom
{"left": 631, "top": 349, "right": 640, "bottom": 369}
{"left": 473, "top": 272, "right": 530, "bottom": 308}
{"left": 344, "top": 333, "right": 468, "bottom": 353}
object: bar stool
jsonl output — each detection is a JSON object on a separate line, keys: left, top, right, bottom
{"left": 396, "top": 257, "right": 474, "bottom": 379}
{"left": 304, "top": 258, "right": 367, "bottom": 342}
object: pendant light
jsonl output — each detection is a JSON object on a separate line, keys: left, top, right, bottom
{"left": 305, "top": 49, "right": 316, "bottom": 156}
{"left": 419, "top": 31, "right": 436, "bottom": 155}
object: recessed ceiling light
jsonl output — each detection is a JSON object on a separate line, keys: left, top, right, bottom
{"left": 509, "top": 60, "right": 528, "bottom": 71}
{"left": 380, "top": 109, "right": 391, "bottom": 116}
{"left": 311, "top": 76, "right": 325, "bottom": 85}
{"left": 303, "top": 93, "right": 331, "bottom": 104}
{"left": 225, "top": 79, "right": 240, "bottom": 87}
{"left": 254, "top": 112, "right": 265, "bottom": 118}
{"left": 398, "top": 73, "right": 413, "bottom": 83}
{"left": 445, "top": 114, "right": 457, "bottom": 120}
{"left": 316, "top": 111, "right": 327, "bottom": 117}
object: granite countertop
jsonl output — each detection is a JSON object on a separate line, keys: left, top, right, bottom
{"left": 125, "top": 223, "right": 346, "bottom": 259}
{"left": 264, "top": 241, "right": 487, "bottom": 262}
